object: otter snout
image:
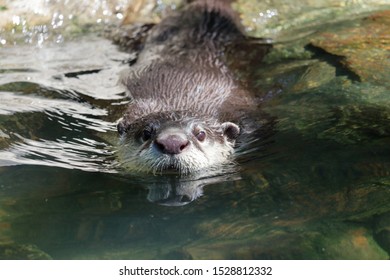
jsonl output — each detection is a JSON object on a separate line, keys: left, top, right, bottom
{"left": 155, "top": 129, "right": 190, "bottom": 155}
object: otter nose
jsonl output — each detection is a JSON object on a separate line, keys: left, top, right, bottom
{"left": 155, "top": 135, "right": 189, "bottom": 154}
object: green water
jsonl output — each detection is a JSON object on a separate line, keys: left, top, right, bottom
{"left": 0, "top": 16, "right": 390, "bottom": 259}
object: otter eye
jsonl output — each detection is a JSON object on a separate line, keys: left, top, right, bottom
{"left": 142, "top": 129, "right": 153, "bottom": 141}
{"left": 140, "top": 123, "right": 158, "bottom": 142}
{"left": 195, "top": 130, "right": 206, "bottom": 142}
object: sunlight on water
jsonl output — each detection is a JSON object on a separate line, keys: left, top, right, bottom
{"left": 0, "top": 91, "right": 107, "bottom": 116}
{"left": 0, "top": 137, "right": 114, "bottom": 171}
{"left": 0, "top": 37, "right": 129, "bottom": 99}
{"left": 0, "top": 0, "right": 129, "bottom": 46}
{"left": 0, "top": 36, "right": 128, "bottom": 173}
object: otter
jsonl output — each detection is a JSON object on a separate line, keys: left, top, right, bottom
{"left": 116, "top": 0, "right": 271, "bottom": 175}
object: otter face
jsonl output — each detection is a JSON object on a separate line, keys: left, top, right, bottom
{"left": 116, "top": 114, "right": 240, "bottom": 175}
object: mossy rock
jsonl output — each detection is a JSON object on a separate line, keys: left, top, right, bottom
{"left": 0, "top": 243, "right": 52, "bottom": 260}
{"left": 311, "top": 11, "right": 390, "bottom": 87}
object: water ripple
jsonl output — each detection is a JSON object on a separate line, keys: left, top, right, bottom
{"left": 0, "top": 136, "right": 116, "bottom": 172}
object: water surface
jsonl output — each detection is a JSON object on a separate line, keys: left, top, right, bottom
{"left": 0, "top": 16, "right": 390, "bottom": 259}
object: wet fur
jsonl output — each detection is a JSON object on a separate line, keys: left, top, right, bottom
{"left": 117, "top": 0, "right": 270, "bottom": 174}
{"left": 119, "top": 0, "right": 250, "bottom": 126}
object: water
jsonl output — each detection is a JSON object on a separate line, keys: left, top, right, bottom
{"left": 1, "top": 18, "right": 390, "bottom": 259}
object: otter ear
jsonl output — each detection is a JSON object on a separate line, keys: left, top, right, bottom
{"left": 221, "top": 122, "right": 240, "bottom": 141}
{"left": 117, "top": 119, "right": 127, "bottom": 135}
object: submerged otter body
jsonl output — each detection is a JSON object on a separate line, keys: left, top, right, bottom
{"left": 117, "top": 0, "right": 270, "bottom": 174}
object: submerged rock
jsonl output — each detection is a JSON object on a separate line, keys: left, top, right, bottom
{"left": 184, "top": 222, "right": 388, "bottom": 259}
{"left": 234, "top": 0, "right": 390, "bottom": 39}
{"left": 310, "top": 11, "right": 390, "bottom": 87}
{"left": 0, "top": 243, "right": 52, "bottom": 260}
{"left": 0, "top": 0, "right": 178, "bottom": 46}
{"left": 374, "top": 210, "right": 390, "bottom": 255}
{"left": 1, "top": 0, "right": 389, "bottom": 46}
{"left": 318, "top": 104, "right": 390, "bottom": 144}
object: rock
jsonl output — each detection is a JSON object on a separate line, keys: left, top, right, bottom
{"left": 234, "top": 0, "right": 390, "bottom": 39}
{"left": 374, "top": 211, "right": 390, "bottom": 255}
{"left": 318, "top": 103, "right": 390, "bottom": 144}
{"left": 121, "top": 0, "right": 181, "bottom": 25}
{"left": 310, "top": 11, "right": 390, "bottom": 87}
{"left": 318, "top": 225, "right": 388, "bottom": 259}
{"left": 0, "top": 243, "right": 52, "bottom": 260}
{"left": 0, "top": 0, "right": 128, "bottom": 45}
{"left": 185, "top": 223, "right": 389, "bottom": 259}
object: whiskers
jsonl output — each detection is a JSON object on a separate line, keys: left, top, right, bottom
{"left": 149, "top": 154, "right": 194, "bottom": 175}
{"left": 118, "top": 142, "right": 207, "bottom": 175}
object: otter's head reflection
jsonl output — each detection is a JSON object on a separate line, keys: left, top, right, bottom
{"left": 144, "top": 165, "right": 240, "bottom": 206}
{"left": 146, "top": 179, "right": 204, "bottom": 206}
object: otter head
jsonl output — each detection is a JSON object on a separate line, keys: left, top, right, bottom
{"left": 116, "top": 111, "right": 240, "bottom": 175}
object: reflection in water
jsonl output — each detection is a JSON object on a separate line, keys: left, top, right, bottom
{"left": 143, "top": 167, "right": 241, "bottom": 206}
